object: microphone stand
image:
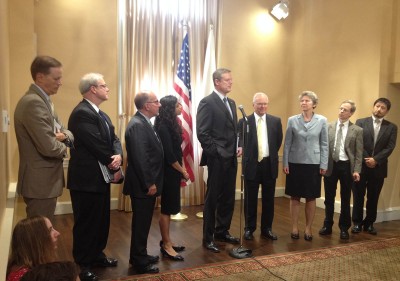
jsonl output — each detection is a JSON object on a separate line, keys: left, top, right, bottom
{"left": 229, "top": 110, "right": 252, "bottom": 259}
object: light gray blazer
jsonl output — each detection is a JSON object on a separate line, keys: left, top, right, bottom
{"left": 325, "top": 121, "right": 363, "bottom": 177}
{"left": 283, "top": 113, "right": 328, "bottom": 169}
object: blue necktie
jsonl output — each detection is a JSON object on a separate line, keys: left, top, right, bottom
{"left": 99, "top": 110, "right": 111, "bottom": 146}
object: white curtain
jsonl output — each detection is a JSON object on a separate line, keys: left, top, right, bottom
{"left": 117, "top": 0, "right": 220, "bottom": 211}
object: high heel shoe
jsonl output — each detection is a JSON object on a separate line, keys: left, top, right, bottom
{"left": 160, "top": 247, "right": 184, "bottom": 261}
{"left": 159, "top": 240, "right": 185, "bottom": 252}
{"left": 290, "top": 232, "right": 300, "bottom": 239}
{"left": 304, "top": 232, "right": 313, "bottom": 241}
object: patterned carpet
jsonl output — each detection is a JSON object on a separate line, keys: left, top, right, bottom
{"left": 115, "top": 237, "right": 400, "bottom": 281}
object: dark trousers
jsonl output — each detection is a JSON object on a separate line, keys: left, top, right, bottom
{"left": 203, "top": 156, "right": 237, "bottom": 242}
{"left": 244, "top": 157, "right": 276, "bottom": 233}
{"left": 130, "top": 196, "right": 156, "bottom": 267}
{"left": 323, "top": 161, "right": 352, "bottom": 230}
{"left": 352, "top": 167, "right": 384, "bottom": 226}
{"left": 70, "top": 189, "right": 110, "bottom": 266}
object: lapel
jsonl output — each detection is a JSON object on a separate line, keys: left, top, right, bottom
{"left": 248, "top": 114, "right": 257, "bottom": 146}
{"left": 211, "top": 92, "right": 235, "bottom": 126}
{"left": 344, "top": 121, "right": 354, "bottom": 147}
{"left": 376, "top": 119, "right": 388, "bottom": 145}
{"left": 329, "top": 121, "right": 337, "bottom": 147}
{"left": 136, "top": 112, "right": 162, "bottom": 147}
{"left": 366, "top": 117, "right": 375, "bottom": 141}
{"left": 30, "top": 84, "right": 53, "bottom": 115}
{"left": 82, "top": 99, "right": 111, "bottom": 144}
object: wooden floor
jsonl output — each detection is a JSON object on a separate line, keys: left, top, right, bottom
{"left": 52, "top": 197, "right": 400, "bottom": 280}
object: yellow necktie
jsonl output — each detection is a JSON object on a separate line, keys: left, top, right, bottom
{"left": 257, "top": 117, "right": 264, "bottom": 162}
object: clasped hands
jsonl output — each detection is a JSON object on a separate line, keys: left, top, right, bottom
{"left": 108, "top": 154, "right": 122, "bottom": 170}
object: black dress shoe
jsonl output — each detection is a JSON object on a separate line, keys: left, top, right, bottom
{"left": 304, "top": 233, "right": 313, "bottom": 241}
{"left": 319, "top": 226, "right": 332, "bottom": 235}
{"left": 160, "top": 247, "right": 184, "bottom": 261}
{"left": 202, "top": 241, "right": 220, "bottom": 253}
{"left": 147, "top": 255, "right": 160, "bottom": 264}
{"left": 159, "top": 240, "right": 185, "bottom": 252}
{"left": 364, "top": 225, "right": 377, "bottom": 235}
{"left": 79, "top": 270, "right": 99, "bottom": 281}
{"left": 340, "top": 229, "right": 350, "bottom": 240}
{"left": 244, "top": 230, "right": 254, "bottom": 240}
{"left": 92, "top": 257, "right": 118, "bottom": 267}
{"left": 214, "top": 233, "right": 240, "bottom": 244}
{"left": 261, "top": 229, "right": 278, "bottom": 240}
{"left": 135, "top": 264, "right": 159, "bottom": 274}
{"left": 351, "top": 224, "right": 363, "bottom": 233}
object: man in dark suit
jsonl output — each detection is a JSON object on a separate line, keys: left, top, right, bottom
{"left": 197, "top": 68, "right": 242, "bottom": 253}
{"left": 319, "top": 100, "right": 363, "bottom": 240}
{"left": 14, "top": 56, "right": 73, "bottom": 221}
{"left": 123, "top": 91, "right": 164, "bottom": 274}
{"left": 68, "top": 73, "right": 123, "bottom": 281}
{"left": 239, "top": 93, "right": 282, "bottom": 241}
{"left": 352, "top": 98, "right": 397, "bottom": 235}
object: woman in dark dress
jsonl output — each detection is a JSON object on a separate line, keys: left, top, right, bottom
{"left": 154, "top": 95, "right": 190, "bottom": 261}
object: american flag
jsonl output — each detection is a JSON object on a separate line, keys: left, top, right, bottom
{"left": 173, "top": 33, "right": 195, "bottom": 184}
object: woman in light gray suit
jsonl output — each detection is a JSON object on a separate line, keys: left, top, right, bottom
{"left": 283, "top": 91, "right": 328, "bottom": 241}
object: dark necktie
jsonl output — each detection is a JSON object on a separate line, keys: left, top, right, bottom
{"left": 333, "top": 123, "right": 344, "bottom": 162}
{"left": 99, "top": 110, "right": 111, "bottom": 145}
{"left": 223, "top": 97, "right": 233, "bottom": 118}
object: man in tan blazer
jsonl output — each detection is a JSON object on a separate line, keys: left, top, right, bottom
{"left": 14, "top": 56, "right": 73, "bottom": 221}
{"left": 319, "top": 100, "right": 363, "bottom": 240}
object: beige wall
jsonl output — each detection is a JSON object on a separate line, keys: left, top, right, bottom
{"left": 221, "top": 0, "right": 400, "bottom": 209}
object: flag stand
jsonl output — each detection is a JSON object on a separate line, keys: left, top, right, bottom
{"left": 171, "top": 212, "right": 188, "bottom": 221}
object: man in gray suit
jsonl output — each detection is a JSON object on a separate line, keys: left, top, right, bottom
{"left": 319, "top": 100, "right": 363, "bottom": 239}
{"left": 14, "top": 56, "right": 73, "bottom": 221}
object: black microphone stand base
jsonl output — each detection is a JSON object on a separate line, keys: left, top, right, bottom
{"left": 229, "top": 245, "right": 252, "bottom": 259}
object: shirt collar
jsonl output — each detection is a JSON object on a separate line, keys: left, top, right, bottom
{"left": 214, "top": 90, "right": 227, "bottom": 101}
{"left": 372, "top": 115, "right": 384, "bottom": 123}
{"left": 84, "top": 98, "right": 100, "bottom": 113}
{"left": 33, "top": 84, "right": 51, "bottom": 102}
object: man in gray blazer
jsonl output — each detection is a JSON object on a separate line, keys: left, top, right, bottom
{"left": 14, "top": 56, "right": 73, "bottom": 221}
{"left": 319, "top": 100, "right": 363, "bottom": 239}
{"left": 352, "top": 98, "right": 397, "bottom": 235}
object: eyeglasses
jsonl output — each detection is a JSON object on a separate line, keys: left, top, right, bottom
{"left": 94, "top": 84, "right": 108, "bottom": 89}
{"left": 146, "top": 100, "right": 159, "bottom": 104}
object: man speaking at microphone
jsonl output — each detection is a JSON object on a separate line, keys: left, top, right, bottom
{"left": 238, "top": 92, "right": 283, "bottom": 241}
{"left": 197, "top": 68, "right": 242, "bottom": 253}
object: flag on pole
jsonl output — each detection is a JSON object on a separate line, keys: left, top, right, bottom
{"left": 202, "top": 26, "right": 216, "bottom": 98}
{"left": 201, "top": 26, "right": 216, "bottom": 183}
{"left": 173, "top": 32, "right": 195, "bottom": 184}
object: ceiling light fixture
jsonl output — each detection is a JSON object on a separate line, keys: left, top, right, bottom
{"left": 271, "top": 0, "right": 289, "bottom": 21}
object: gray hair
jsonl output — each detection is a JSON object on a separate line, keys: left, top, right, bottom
{"left": 299, "top": 90, "right": 318, "bottom": 106}
{"left": 253, "top": 92, "right": 269, "bottom": 103}
{"left": 79, "top": 73, "right": 104, "bottom": 94}
{"left": 342, "top": 100, "right": 356, "bottom": 113}
{"left": 213, "top": 68, "right": 231, "bottom": 85}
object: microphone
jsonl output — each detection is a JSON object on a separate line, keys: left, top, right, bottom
{"left": 238, "top": 105, "right": 248, "bottom": 122}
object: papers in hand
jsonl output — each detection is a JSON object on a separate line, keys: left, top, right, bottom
{"left": 98, "top": 161, "right": 124, "bottom": 183}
